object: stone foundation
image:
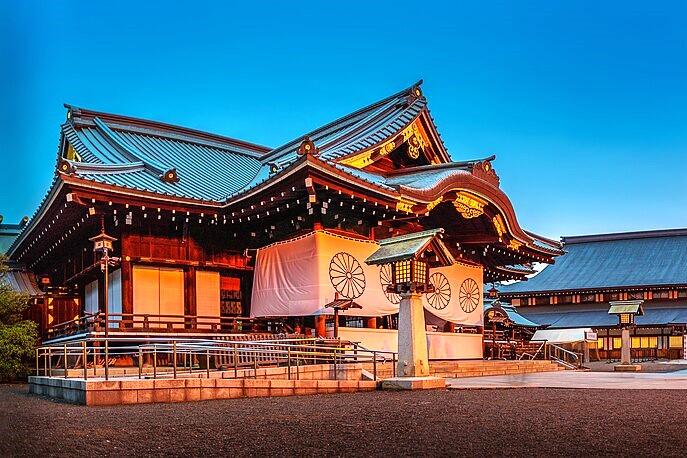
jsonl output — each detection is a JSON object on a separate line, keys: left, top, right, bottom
{"left": 28, "top": 364, "right": 378, "bottom": 405}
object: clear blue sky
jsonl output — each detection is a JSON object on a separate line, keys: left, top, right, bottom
{"left": 1, "top": 0, "right": 686, "bottom": 239}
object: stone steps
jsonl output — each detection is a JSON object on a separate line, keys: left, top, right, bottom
{"left": 362, "top": 360, "right": 564, "bottom": 379}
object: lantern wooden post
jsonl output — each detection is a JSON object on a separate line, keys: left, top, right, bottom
{"left": 89, "top": 218, "right": 119, "bottom": 380}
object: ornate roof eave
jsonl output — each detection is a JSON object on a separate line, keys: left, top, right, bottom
{"left": 391, "top": 172, "right": 536, "bottom": 243}
{"left": 59, "top": 174, "right": 222, "bottom": 210}
{"left": 220, "top": 154, "right": 421, "bottom": 215}
{"left": 333, "top": 108, "right": 450, "bottom": 169}
{"left": 6, "top": 178, "right": 65, "bottom": 259}
{"left": 416, "top": 106, "right": 451, "bottom": 162}
{"left": 268, "top": 155, "right": 561, "bottom": 262}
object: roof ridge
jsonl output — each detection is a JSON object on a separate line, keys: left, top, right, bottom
{"left": 562, "top": 228, "right": 687, "bottom": 245}
{"left": 259, "top": 80, "right": 423, "bottom": 163}
{"left": 65, "top": 104, "right": 271, "bottom": 156}
{"left": 93, "top": 117, "right": 168, "bottom": 176}
{"left": 67, "top": 160, "right": 147, "bottom": 175}
{"left": 385, "top": 155, "right": 495, "bottom": 177}
{"left": 377, "top": 227, "right": 444, "bottom": 245}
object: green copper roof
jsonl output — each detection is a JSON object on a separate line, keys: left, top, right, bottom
{"left": 365, "top": 228, "right": 454, "bottom": 266}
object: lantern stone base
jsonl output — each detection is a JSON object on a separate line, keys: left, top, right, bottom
{"left": 396, "top": 292, "right": 430, "bottom": 377}
{"left": 614, "top": 364, "right": 641, "bottom": 372}
{"left": 381, "top": 376, "right": 446, "bottom": 391}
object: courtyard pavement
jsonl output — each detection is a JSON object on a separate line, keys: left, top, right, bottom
{"left": 448, "top": 368, "right": 687, "bottom": 390}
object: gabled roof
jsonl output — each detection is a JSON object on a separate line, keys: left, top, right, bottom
{"left": 500, "top": 229, "right": 687, "bottom": 294}
{"left": 261, "top": 80, "right": 447, "bottom": 165}
{"left": 57, "top": 81, "right": 445, "bottom": 203}
{"left": 10, "top": 82, "right": 562, "bottom": 278}
{"left": 608, "top": 300, "right": 644, "bottom": 315}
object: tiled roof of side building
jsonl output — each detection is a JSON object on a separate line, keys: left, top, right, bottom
{"left": 500, "top": 229, "right": 687, "bottom": 294}
{"left": 0, "top": 223, "right": 22, "bottom": 254}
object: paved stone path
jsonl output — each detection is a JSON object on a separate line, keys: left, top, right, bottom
{"left": 448, "top": 368, "right": 687, "bottom": 389}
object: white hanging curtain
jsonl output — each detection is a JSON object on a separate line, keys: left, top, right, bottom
{"left": 251, "top": 231, "right": 392, "bottom": 317}
{"left": 251, "top": 230, "right": 484, "bottom": 326}
{"left": 421, "top": 263, "right": 484, "bottom": 326}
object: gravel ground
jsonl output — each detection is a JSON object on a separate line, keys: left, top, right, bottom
{"left": 2, "top": 383, "right": 687, "bottom": 457}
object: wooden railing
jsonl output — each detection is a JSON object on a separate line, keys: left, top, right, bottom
{"left": 46, "top": 312, "right": 291, "bottom": 340}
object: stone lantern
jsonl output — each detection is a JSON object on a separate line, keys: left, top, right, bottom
{"left": 366, "top": 228, "right": 454, "bottom": 390}
{"left": 608, "top": 300, "right": 644, "bottom": 372}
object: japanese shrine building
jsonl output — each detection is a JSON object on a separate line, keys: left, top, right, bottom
{"left": 7, "top": 81, "right": 562, "bottom": 358}
{"left": 499, "top": 229, "right": 687, "bottom": 359}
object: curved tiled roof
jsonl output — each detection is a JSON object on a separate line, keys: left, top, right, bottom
{"left": 10, "top": 82, "right": 562, "bottom": 278}
{"left": 64, "top": 116, "right": 265, "bottom": 201}
{"left": 59, "top": 82, "right": 437, "bottom": 203}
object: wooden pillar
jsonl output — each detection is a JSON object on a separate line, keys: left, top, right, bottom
{"left": 121, "top": 260, "right": 133, "bottom": 327}
{"left": 184, "top": 267, "right": 196, "bottom": 329}
{"left": 492, "top": 322, "right": 497, "bottom": 358}
{"left": 97, "top": 273, "right": 105, "bottom": 327}
{"left": 314, "top": 315, "right": 326, "bottom": 338}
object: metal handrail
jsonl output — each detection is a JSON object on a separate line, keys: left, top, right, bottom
{"left": 517, "top": 340, "right": 547, "bottom": 361}
{"left": 34, "top": 336, "right": 398, "bottom": 382}
{"left": 517, "top": 340, "right": 583, "bottom": 369}
{"left": 547, "top": 343, "right": 583, "bottom": 369}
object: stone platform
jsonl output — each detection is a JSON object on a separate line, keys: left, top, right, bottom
{"left": 29, "top": 364, "right": 377, "bottom": 405}
{"left": 363, "top": 359, "right": 565, "bottom": 379}
{"left": 614, "top": 364, "right": 642, "bottom": 372}
{"left": 447, "top": 368, "right": 687, "bottom": 390}
{"left": 381, "top": 376, "right": 446, "bottom": 390}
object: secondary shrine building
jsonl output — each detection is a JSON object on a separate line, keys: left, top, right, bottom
{"left": 500, "top": 229, "right": 687, "bottom": 359}
{"left": 6, "top": 82, "right": 562, "bottom": 358}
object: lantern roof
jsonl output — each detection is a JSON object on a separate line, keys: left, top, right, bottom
{"left": 323, "top": 299, "right": 363, "bottom": 310}
{"left": 608, "top": 300, "right": 644, "bottom": 316}
{"left": 88, "top": 231, "right": 118, "bottom": 243}
{"left": 365, "top": 228, "right": 455, "bottom": 267}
